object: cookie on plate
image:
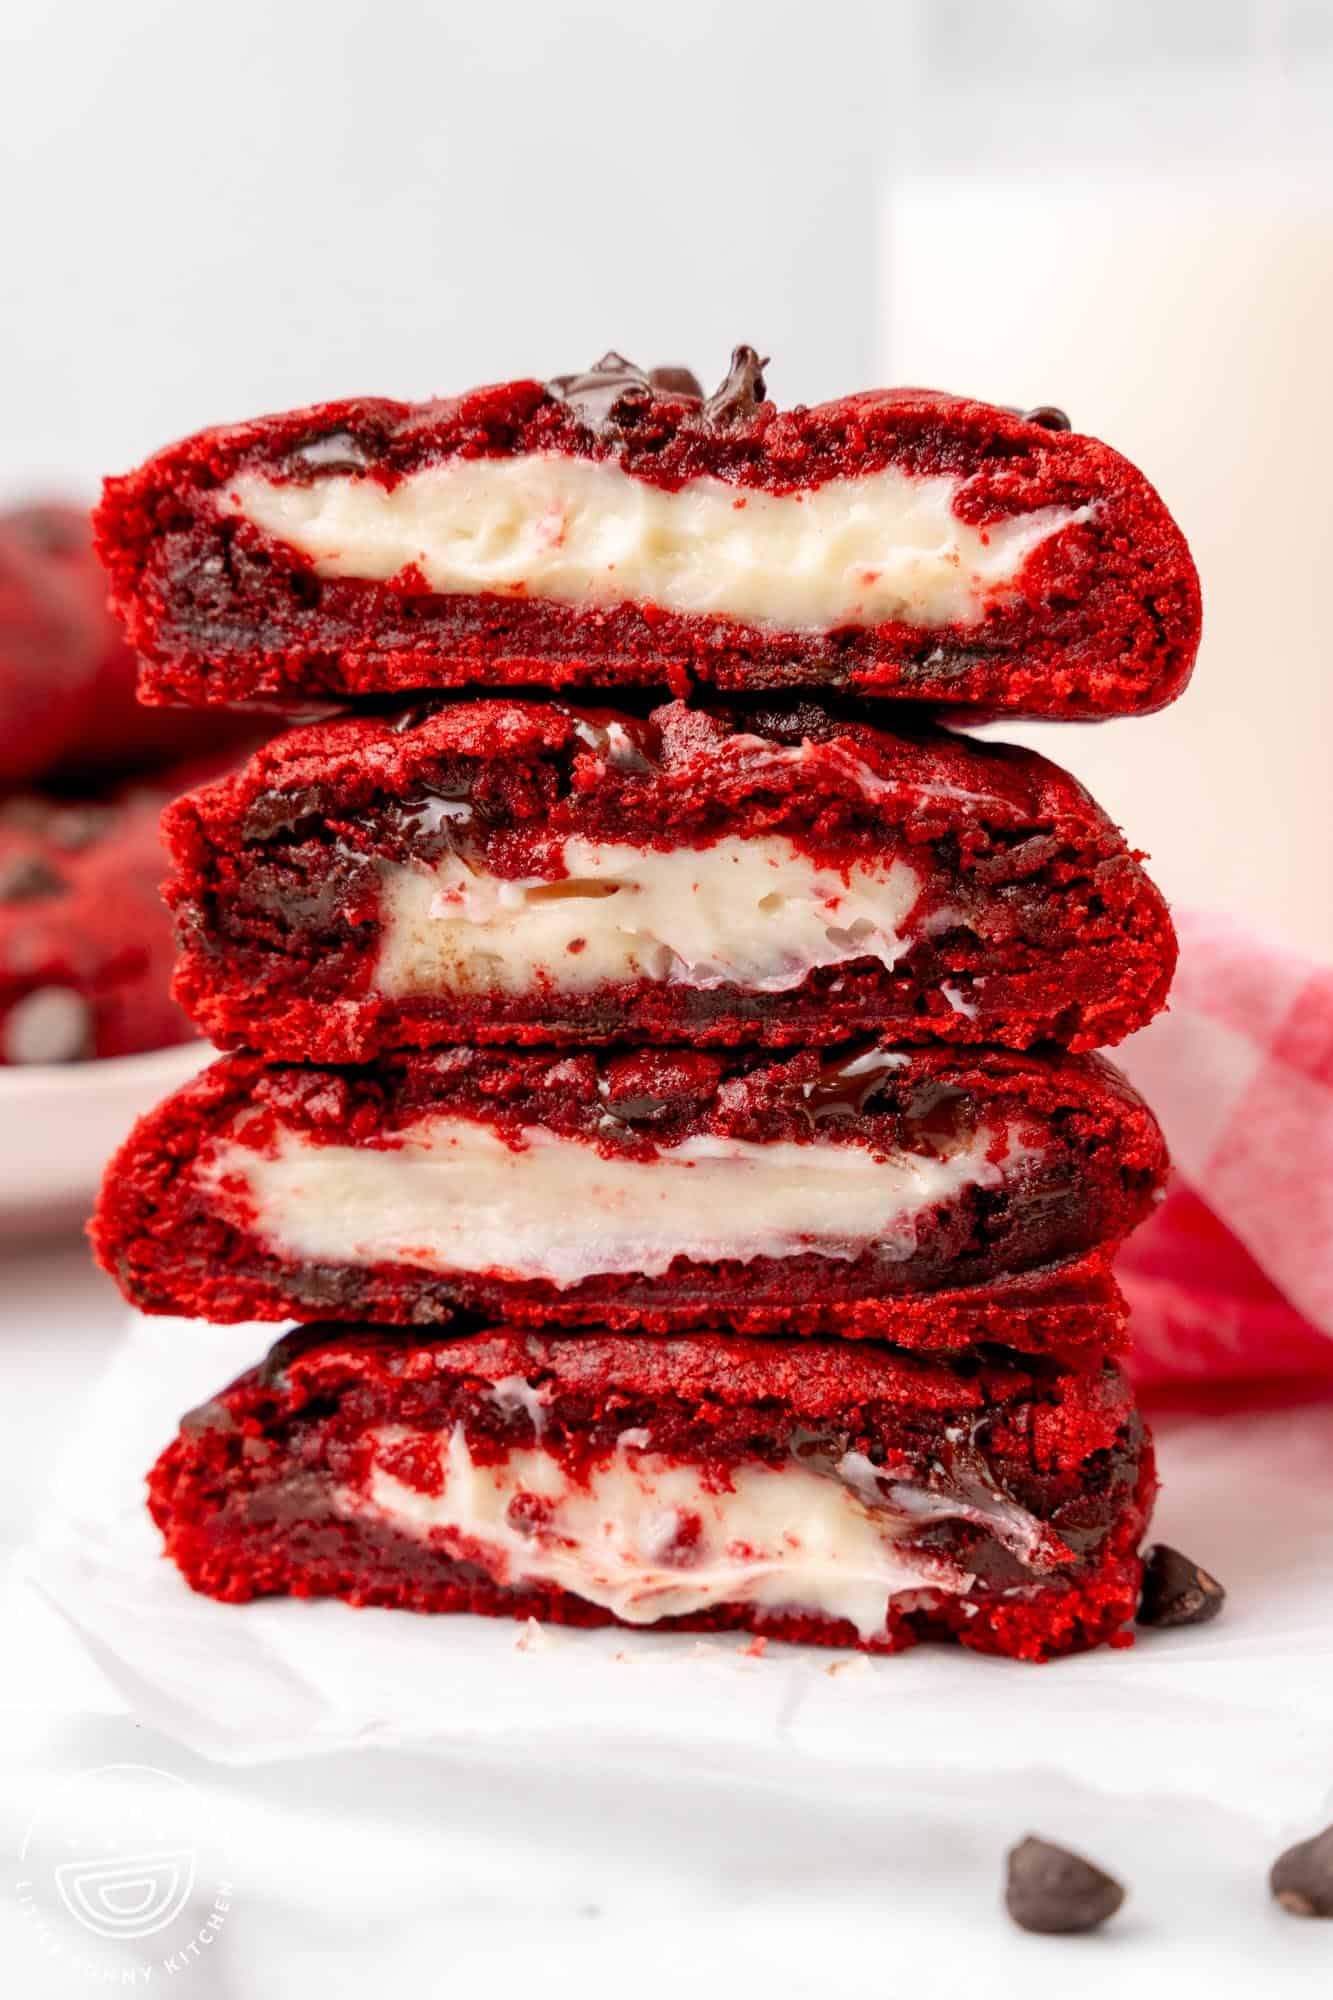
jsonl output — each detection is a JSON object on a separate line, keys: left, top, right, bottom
{"left": 0, "top": 780, "right": 195, "bottom": 1064}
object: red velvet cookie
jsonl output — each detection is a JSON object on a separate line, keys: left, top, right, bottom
{"left": 92, "top": 1042, "right": 1165, "bottom": 1353}
{"left": 0, "top": 503, "right": 262, "bottom": 782}
{"left": 0, "top": 777, "right": 197, "bottom": 1064}
{"left": 95, "top": 352, "right": 1199, "bottom": 718}
{"left": 150, "top": 1324, "right": 1155, "bottom": 1663}
{"left": 162, "top": 694, "right": 1176, "bottom": 1062}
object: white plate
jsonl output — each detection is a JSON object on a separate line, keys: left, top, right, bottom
{"left": 0, "top": 1040, "right": 212, "bottom": 1233}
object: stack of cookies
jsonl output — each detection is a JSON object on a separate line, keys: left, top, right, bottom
{"left": 91, "top": 351, "right": 1199, "bottom": 1661}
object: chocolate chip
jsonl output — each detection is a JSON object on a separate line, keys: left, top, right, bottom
{"left": 1271, "top": 1826, "right": 1333, "bottom": 1917}
{"left": 548, "top": 348, "right": 768, "bottom": 435}
{"left": 1022, "top": 405, "right": 1072, "bottom": 432}
{"left": 703, "top": 344, "right": 769, "bottom": 425}
{"left": 290, "top": 428, "right": 371, "bottom": 473}
{"left": 547, "top": 353, "right": 656, "bottom": 434}
{"left": 898, "top": 1080, "right": 977, "bottom": 1160}
{"left": 0, "top": 854, "right": 65, "bottom": 902}
{"left": 241, "top": 785, "right": 331, "bottom": 843}
{"left": 1136, "top": 1543, "right": 1226, "bottom": 1628}
{"left": 1005, "top": 1836, "right": 1125, "bottom": 1935}
{"left": 799, "top": 1043, "right": 909, "bottom": 1123}
{"left": 648, "top": 366, "right": 704, "bottom": 398}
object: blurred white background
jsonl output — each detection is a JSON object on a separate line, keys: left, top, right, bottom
{"left": 1, "top": 0, "right": 1330, "bottom": 956}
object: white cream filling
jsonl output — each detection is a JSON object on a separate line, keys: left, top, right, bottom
{"left": 346, "top": 1427, "right": 985, "bottom": 1639}
{"left": 224, "top": 455, "right": 1093, "bottom": 633}
{"left": 375, "top": 834, "right": 922, "bottom": 997}
{"left": 202, "top": 1114, "right": 1012, "bottom": 1289}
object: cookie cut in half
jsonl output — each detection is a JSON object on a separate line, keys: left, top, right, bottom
{"left": 150, "top": 1326, "right": 1155, "bottom": 1662}
{"left": 96, "top": 354, "right": 1200, "bottom": 718}
{"left": 92, "top": 1042, "right": 1166, "bottom": 1356}
{"left": 162, "top": 696, "right": 1177, "bottom": 1061}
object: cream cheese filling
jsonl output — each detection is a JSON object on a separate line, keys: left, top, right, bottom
{"left": 346, "top": 1426, "right": 997, "bottom": 1639}
{"left": 224, "top": 455, "right": 1094, "bottom": 632}
{"left": 201, "top": 1114, "right": 1014, "bottom": 1289}
{"left": 375, "top": 834, "right": 923, "bottom": 997}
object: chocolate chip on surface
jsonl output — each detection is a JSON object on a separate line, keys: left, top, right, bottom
{"left": 703, "top": 344, "right": 770, "bottom": 425}
{"left": 1023, "top": 405, "right": 1072, "bottom": 431}
{"left": 1004, "top": 1836, "right": 1126, "bottom": 1935}
{"left": 1136, "top": 1543, "right": 1226, "bottom": 1628}
{"left": 648, "top": 365, "right": 704, "bottom": 398}
{"left": 1271, "top": 1826, "right": 1333, "bottom": 1917}
{"left": 546, "top": 352, "right": 655, "bottom": 433}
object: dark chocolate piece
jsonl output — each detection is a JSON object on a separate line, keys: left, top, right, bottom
{"left": 548, "top": 348, "right": 767, "bottom": 436}
{"left": 1136, "top": 1543, "right": 1226, "bottom": 1629}
{"left": 648, "top": 366, "right": 704, "bottom": 398}
{"left": 1271, "top": 1827, "right": 1333, "bottom": 1917}
{"left": 1023, "top": 406, "right": 1072, "bottom": 432}
{"left": 546, "top": 352, "right": 656, "bottom": 433}
{"left": 241, "top": 785, "right": 331, "bottom": 843}
{"left": 799, "top": 1044, "right": 908, "bottom": 1123}
{"left": 1005, "top": 1836, "right": 1126, "bottom": 1935}
{"left": 290, "top": 429, "right": 372, "bottom": 473}
{"left": 703, "top": 345, "right": 769, "bottom": 425}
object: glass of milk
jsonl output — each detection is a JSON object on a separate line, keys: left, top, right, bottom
{"left": 881, "top": 0, "right": 1333, "bottom": 956}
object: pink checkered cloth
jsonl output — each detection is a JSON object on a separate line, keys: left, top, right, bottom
{"left": 1114, "top": 908, "right": 1333, "bottom": 1386}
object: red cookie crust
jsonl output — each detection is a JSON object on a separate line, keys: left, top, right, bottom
{"left": 95, "top": 380, "right": 1199, "bottom": 719}
{"left": 163, "top": 695, "right": 1176, "bottom": 1061}
{"left": 92, "top": 1042, "right": 1166, "bottom": 1354}
{"left": 149, "top": 1326, "right": 1155, "bottom": 1663}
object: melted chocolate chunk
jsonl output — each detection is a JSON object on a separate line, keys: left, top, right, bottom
{"left": 704, "top": 345, "right": 770, "bottom": 425}
{"left": 925, "top": 1418, "right": 1073, "bottom": 1571}
{"left": 0, "top": 854, "right": 65, "bottom": 903}
{"left": 1271, "top": 1826, "right": 1333, "bottom": 1918}
{"left": 241, "top": 785, "right": 331, "bottom": 843}
{"left": 598, "top": 1087, "right": 673, "bottom": 1125}
{"left": 799, "top": 1044, "right": 909, "bottom": 1123}
{"left": 383, "top": 782, "right": 478, "bottom": 855}
{"left": 898, "top": 1081, "right": 978, "bottom": 1160}
{"left": 1005, "top": 1837, "right": 1125, "bottom": 1935}
{"left": 548, "top": 346, "right": 767, "bottom": 435}
{"left": 547, "top": 352, "right": 657, "bottom": 433}
{"left": 289, "top": 428, "right": 372, "bottom": 473}
{"left": 648, "top": 365, "right": 704, "bottom": 398}
{"left": 1136, "top": 1543, "right": 1226, "bottom": 1628}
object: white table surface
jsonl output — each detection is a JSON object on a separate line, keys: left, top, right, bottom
{"left": 3, "top": 1228, "right": 1331, "bottom": 2000}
